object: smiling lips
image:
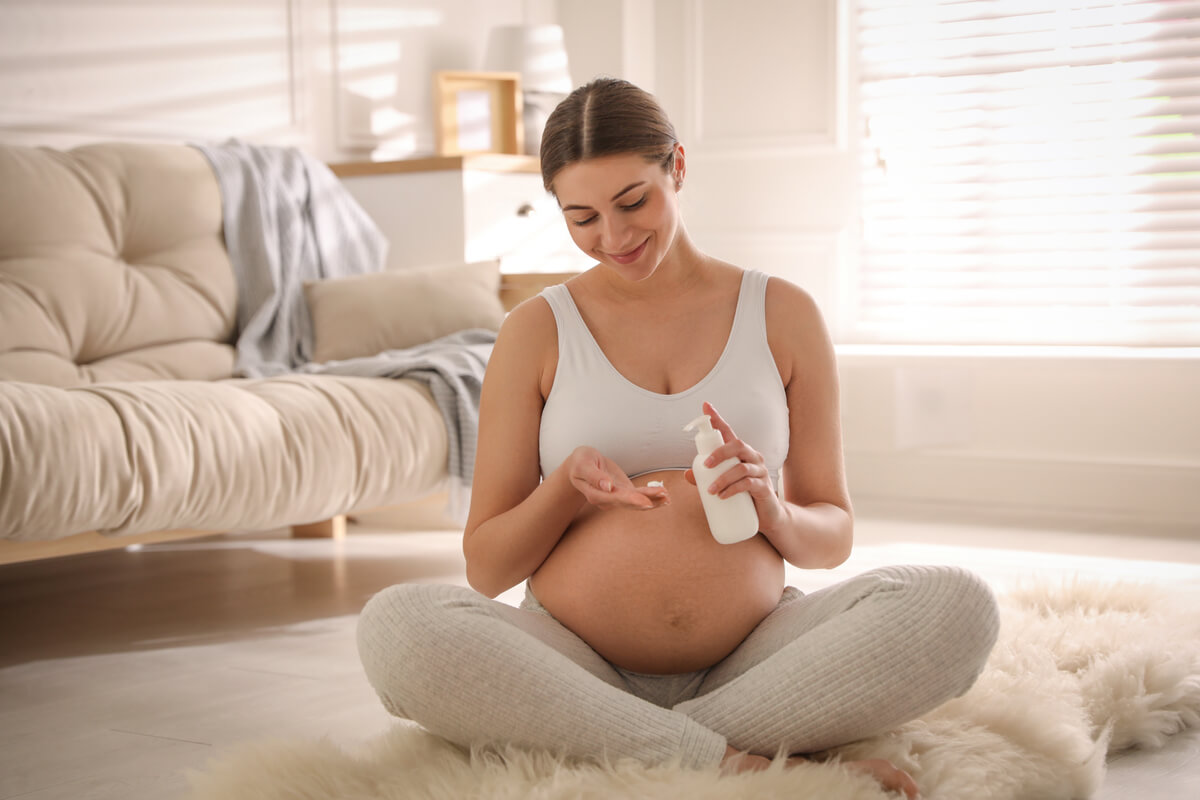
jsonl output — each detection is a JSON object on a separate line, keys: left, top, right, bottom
{"left": 607, "top": 238, "right": 650, "bottom": 265}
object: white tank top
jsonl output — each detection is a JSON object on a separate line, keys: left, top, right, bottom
{"left": 538, "top": 270, "right": 789, "bottom": 488}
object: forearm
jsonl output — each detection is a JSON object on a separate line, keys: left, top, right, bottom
{"left": 758, "top": 500, "right": 853, "bottom": 569}
{"left": 462, "top": 467, "right": 585, "bottom": 598}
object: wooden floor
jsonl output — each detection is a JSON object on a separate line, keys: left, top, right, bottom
{"left": 1, "top": 506, "right": 1199, "bottom": 800}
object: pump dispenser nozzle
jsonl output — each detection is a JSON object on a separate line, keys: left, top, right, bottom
{"left": 684, "top": 414, "right": 723, "bottom": 457}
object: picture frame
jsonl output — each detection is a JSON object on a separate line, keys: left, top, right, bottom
{"left": 433, "top": 71, "right": 524, "bottom": 156}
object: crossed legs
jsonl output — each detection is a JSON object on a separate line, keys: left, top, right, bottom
{"left": 356, "top": 565, "right": 999, "bottom": 767}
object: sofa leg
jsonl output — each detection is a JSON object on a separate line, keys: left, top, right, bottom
{"left": 291, "top": 515, "right": 347, "bottom": 540}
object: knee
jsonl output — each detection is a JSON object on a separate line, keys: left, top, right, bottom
{"left": 870, "top": 565, "right": 998, "bottom": 690}
{"left": 356, "top": 582, "right": 477, "bottom": 715}
{"left": 918, "top": 566, "right": 1001, "bottom": 691}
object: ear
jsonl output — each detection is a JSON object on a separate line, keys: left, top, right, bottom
{"left": 673, "top": 144, "right": 687, "bottom": 190}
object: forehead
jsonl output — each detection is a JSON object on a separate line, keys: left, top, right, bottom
{"left": 553, "top": 154, "right": 662, "bottom": 203}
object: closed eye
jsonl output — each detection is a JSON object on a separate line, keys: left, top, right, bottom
{"left": 620, "top": 194, "right": 647, "bottom": 211}
{"left": 568, "top": 194, "right": 648, "bottom": 227}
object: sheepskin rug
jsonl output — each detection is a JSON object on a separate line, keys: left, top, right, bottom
{"left": 185, "top": 579, "right": 1200, "bottom": 800}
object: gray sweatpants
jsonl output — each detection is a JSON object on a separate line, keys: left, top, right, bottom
{"left": 356, "top": 565, "right": 999, "bottom": 768}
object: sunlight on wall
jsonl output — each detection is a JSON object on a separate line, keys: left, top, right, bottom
{"left": 0, "top": 2, "right": 301, "bottom": 143}
{"left": 331, "top": 6, "right": 442, "bottom": 153}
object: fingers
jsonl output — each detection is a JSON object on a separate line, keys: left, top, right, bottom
{"left": 582, "top": 471, "right": 615, "bottom": 495}
{"left": 602, "top": 478, "right": 672, "bottom": 510}
{"left": 691, "top": 405, "right": 769, "bottom": 499}
{"left": 703, "top": 460, "right": 771, "bottom": 499}
{"left": 598, "top": 484, "right": 671, "bottom": 510}
{"left": 573, "top": 448, "right": 625, "bottom": 497}
{"left": 571, "top": 455, "right": 668, "bottom": 510}
{"left": 702, "top": 400, "right": 737, "bottom": 443}
{"left": 699, "top": 401, "right": 766, "bottom": 472}
{"left": 577, "top": 480, "right": 649, "bottom": 509}
{"left": 612, "top": 486, "right": 654, "bottom": 509}
{"left": 635, "top": 484, "right": 671, "bottom": 508}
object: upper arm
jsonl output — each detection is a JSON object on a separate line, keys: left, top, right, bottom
{"left": 765, "top": 278, "right": 852, "bottom": 515}
{"left": 463, "top": 296, "right": 558, "bottom": 539}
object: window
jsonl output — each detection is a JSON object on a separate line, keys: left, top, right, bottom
{"left": 853, "top": 0, "right": 1200, "bottom": 346}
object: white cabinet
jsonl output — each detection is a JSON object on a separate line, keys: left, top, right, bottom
{"left": 332, "top": 155, "right": 591, "bottom": 274}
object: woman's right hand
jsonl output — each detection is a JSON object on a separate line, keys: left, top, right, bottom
{"left": 567, "top": 446, "right": 670, "bottom": 511}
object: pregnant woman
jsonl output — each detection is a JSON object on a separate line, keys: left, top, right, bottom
{"left": 358, "top": 78, "right": 1000, "bottom": 798}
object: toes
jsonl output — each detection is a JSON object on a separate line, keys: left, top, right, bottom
{"left": 848, "top": 759, "right": 920, "bottom": 799}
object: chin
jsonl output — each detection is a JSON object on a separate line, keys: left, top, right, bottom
{"left": 611, "top": 262, "right": 658, "bottom": 282}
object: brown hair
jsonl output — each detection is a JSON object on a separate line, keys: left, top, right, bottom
{"left": 539, "top": 77, "right": 679, "bottom": 194}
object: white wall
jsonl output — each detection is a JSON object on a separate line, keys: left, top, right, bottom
{"left": 2, "top": 0, "right": 1195, "bottom": 535}
{"left": 0, "top": 0, "right": 556, "bottom": 162}
{"left": 839, "top": 349, "right": 1200, "bottom": 533}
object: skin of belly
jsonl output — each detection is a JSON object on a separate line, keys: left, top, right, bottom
{"left": 530, "top": 469, "right": 786, "bottom": 674}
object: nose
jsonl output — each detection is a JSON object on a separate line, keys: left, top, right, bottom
{"left": 598, "top": 214, "right": 632, "bottom": 252}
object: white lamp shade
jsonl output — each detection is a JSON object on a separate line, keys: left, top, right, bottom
{"left": 484, "top": 24, "right": 573, "bottom": 94}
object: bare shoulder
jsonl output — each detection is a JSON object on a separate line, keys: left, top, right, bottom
{"left": 762, "top": 276, "right": 836, "bottom": 387}
{"left": 489, "top": 291, "right": 559, "bottom": 398}
{"left": 501, "top": 291, "right": 557, "bottom": 344}
{"left": 764, "top": 275, "right": 824, "bottom": 332}
{"left": 764, "top": 276, "right": 832, "bottom": 347}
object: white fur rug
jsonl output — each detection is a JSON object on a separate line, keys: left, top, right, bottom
{"left": 185, "top": 580, "right": 1200, "bottom": 800}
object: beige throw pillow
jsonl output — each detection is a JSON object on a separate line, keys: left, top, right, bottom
{"left": 305, "top": 259, "right": 505, "bottom": 363}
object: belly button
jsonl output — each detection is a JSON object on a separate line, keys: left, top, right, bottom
{"left": 665, "top": 609, "right": 693, "bottom": 633}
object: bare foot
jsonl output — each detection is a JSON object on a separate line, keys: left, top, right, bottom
{"left": 843, "top": 758, "right": 921, "bottom": 799}
{"left": 781, "top": 754, "right": 919, "bottom": 798}
{"left": 724, "top": 747, "right": 918, "bottom": 798}
{"left": 719, "top": 745, "right": 772, "bottom": 774}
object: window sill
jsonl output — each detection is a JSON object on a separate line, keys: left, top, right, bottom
{"left": 834, "top": 344, "right": 1200, "bottom": 364}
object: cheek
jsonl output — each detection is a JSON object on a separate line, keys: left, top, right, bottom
{"left": 642, "top": 198, "right": 677, "bottom": 240}
{"left": 565, "top": 222, "right": 584, "bottom": 244}
{"left": 564, "top": 221, "right": 594, "bottom": 253}
{"left": 644, "top": 194, "right": 675, "bottom": 227}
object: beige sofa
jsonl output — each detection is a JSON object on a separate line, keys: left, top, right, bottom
{"left": 0, "top": 142, "right": 531, "bottom": 562}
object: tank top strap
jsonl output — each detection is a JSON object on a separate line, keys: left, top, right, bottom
{"left": 539, "top": 283, "right": 596, "bottom": 373}
{"left": 730, "top": 269, "right": 771, "bottom": 350}
{"left": 539, "top": 283, "right": 572, "bottom": 337}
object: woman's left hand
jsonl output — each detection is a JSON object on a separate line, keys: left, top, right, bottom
{"left": 684, "top": 401, "right": 786, "bottom": 533}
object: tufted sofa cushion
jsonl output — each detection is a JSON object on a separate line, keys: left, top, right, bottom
{"left": 0, "top": 374, "right": 449, "bottom": 540}
{"left": 0, "top": 143, "right": 237, "bottom": 386}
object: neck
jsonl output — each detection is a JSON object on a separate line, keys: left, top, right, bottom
{"left": 597, "top": 226, "right": 712, "bottom": 300}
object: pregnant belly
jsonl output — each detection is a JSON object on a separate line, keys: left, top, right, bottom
{"left": 530, "top": 469, "right": 786, "bottom": 674}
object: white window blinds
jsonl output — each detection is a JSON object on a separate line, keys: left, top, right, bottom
{"left": 854, "top": 0, "right": 1200, "bottom": 346}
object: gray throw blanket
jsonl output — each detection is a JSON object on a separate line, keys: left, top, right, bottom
{"left": 193, "top": 140, "right": 495, "bottom": 499}
{"left": 192, "top": 140, "right": 388, "bottom": 377}
{"left": 298, "top": 328, "right": 494, "bottom": 489}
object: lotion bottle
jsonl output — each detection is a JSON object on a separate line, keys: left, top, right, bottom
{"left": 684, "top": 414, "right": 759, "bottom": 544}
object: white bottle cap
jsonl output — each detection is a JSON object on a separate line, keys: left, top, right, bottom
{"left": 683, "top": 414, "right": 723, "bottom": 456}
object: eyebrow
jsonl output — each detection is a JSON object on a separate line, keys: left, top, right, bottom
{"left": 560, "top": 181, "right": 646, "bottom": 212}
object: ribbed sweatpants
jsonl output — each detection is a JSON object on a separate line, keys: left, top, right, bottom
{"left": 356, "top": 565, "right": 1000, "bottom": 769}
